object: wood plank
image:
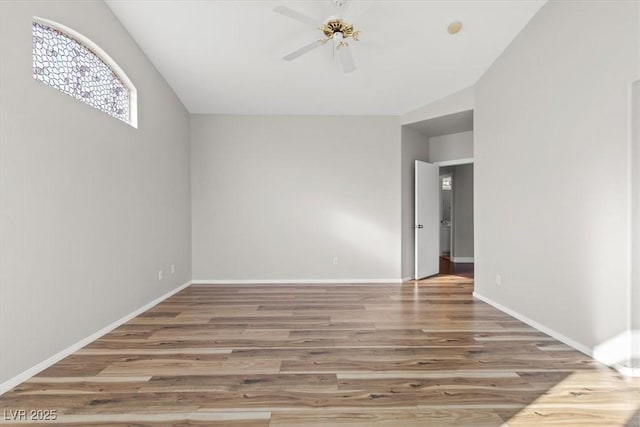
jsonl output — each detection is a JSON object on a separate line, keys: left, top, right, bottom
{"left": 269, "top": 409, "right": 503, "bottom": 426}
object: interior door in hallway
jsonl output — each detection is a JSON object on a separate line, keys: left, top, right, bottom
{"left": 414, "top": 160, "right": 439, "bottom": 279}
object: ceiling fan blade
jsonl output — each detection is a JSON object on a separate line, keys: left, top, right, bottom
{"left": 273, "top": 6, "right": 320, "bottom": 28}
{"left": 283, "top": 39, "right": 326, "bottom": 61}
{"left": 338, "top": 44, "right": 356, "bottom": 73}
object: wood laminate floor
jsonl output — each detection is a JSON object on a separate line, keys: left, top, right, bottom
{"left": 1, "top": 276, "right": 639, "bottom": 426}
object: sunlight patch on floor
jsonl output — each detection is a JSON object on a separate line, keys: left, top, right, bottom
{"left": 503, "top": 369, "right": 640, "bottom": 426}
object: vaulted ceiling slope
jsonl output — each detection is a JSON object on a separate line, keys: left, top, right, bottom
{"left": 105, "top": 0, "right": 546, "bottom": 116}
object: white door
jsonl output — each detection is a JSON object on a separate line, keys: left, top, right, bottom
{"left": 415, "top": 160, "right": 440, "bottom": 279}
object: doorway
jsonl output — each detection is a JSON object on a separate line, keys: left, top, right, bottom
{"left": 401, "top": 109, "right": 474, "bottom": 281}
{"left": 413, "top": 160, "right": 475, "bottom": 279}
{"left": 439, "top": 172, "right": 453, "bottom": 259}
{"left": 435, "top": 161, "right": 474, "bottom": 278}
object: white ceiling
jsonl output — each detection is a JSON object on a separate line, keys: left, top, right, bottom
{"left": 105, "top": 0, "right": 545, "bottom": 116}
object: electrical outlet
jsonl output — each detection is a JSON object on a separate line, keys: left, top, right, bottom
{"left": 170, "top": 264, "right": 175, "bottom": 274}
{"left": 333, "top": 257, "right": 339, "bottom": 265}
{"left": 495, "top": 274, "right": 501, "bottom": 285}
{"left": 158, "top": 270, "right": 163, "bottom": 281}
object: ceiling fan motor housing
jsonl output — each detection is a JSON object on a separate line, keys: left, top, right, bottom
{"left": 322, "top": 19, "right": 357, "bottom": 40}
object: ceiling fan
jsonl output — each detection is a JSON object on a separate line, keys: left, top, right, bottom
{"left": 274, "top": 0, "right": 359, "bottom": 73}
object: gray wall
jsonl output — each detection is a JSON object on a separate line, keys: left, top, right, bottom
{"left": 474, "top": 0, "right": 638, "bottom": 355}
{"left": 441, "top": 185, "right": 452, "bottom": 223}
{"left": 452, "top": 164, "right": 474, "bottom": 260}
{"left": 400, "top": 127, "right": 430, "bottom": 279}
{"left": 0, "top": 0, "right": 191, "bottom": 383}
{"left": 633, "top": 81, "right": 640, "bottom": 357}
{"left": 191, "top": 115, "right": 401, "bottom": 281}
{"left": 429, "top": 131, "right": 473, "bottom": 163}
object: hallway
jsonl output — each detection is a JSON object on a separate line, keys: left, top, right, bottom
{"left": 439, "top": 256, "right": 474, "bottom": 278}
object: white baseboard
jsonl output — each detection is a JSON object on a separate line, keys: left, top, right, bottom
{"left": 472, "top": 291, "right": 593, "bottom": 356}
{"left": 0, "top": 281, "right": 191, "bottom": 395}
{"left": 451, "top": 257, "right": 474, "bottom": 263}
{"left": 191, "top": 279, "right": 404, "bottom": 285}
{"left": 473, "top": 291, "right": 640, "bottom": 377}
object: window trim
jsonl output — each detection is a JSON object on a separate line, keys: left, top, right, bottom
{"left": 33, "top": 16, "right": 138, "bottom": 128}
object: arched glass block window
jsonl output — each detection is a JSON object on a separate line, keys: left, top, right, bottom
{"left": 32, "top": 17, "right": 137, "bottom": 127}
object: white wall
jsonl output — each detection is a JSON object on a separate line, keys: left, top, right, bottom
{"left": 0, "top": 1, "right": 191, "bottom": 384}
{"left": 474, "top": 0, "right": 639, "bottom": 360}
{"left": 429, "top": 131, "right": 473, "bottom": 164}
{"left": 631, "top": 80, "right": 640, "bottom": 366}
{"left": 400, "top": 127, "right": 431, "bottom": 279}
{"left": 191, "top": 115, "right": 401, "bottom": 282}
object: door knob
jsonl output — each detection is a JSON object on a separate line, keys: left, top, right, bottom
{"left": 414, "top": 224, "right": 424, "bottom": 229}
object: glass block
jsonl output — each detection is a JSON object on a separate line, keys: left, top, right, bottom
{"left": 32, "top": 22, "right": 130, "bottom": 124}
